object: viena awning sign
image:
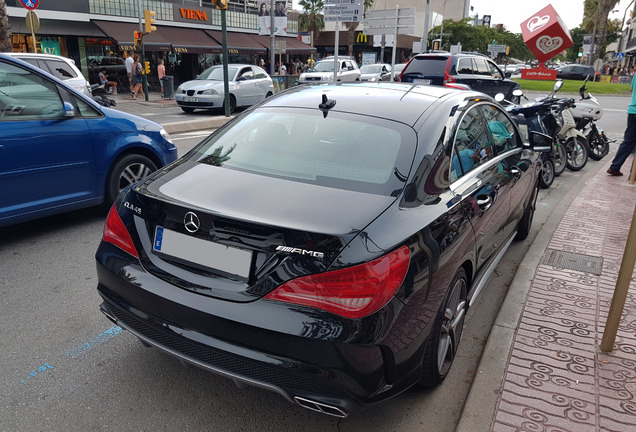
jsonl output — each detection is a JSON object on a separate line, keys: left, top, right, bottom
{"left": 20, "top": 0, "right": 39, "bottom": 11}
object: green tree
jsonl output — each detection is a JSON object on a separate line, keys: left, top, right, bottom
{"left": 583, "top": 0, "right": 620, "bottom": 64}
{"left": 298, "top": 0, "right": 325, "bottom": 43}
{"left": 429, "top": 19, "right": 533, "bottom": 61}
{"left": 0, "top": 0, "right": 11, "bottom": 52}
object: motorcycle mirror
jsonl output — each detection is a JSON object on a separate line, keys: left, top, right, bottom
{"left": 512, "top": 89, "right": 523, "bottom": 97}
{"left": 553, "top": 80, "right": 564, "bottom": 92}
{"left": 494, "top": 93, "right": 505, "bottom": 102}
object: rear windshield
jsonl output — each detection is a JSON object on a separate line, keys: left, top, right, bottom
{"left": 189, "top": 108, "right": 416, "bottom": 196}
{"left": 403, "top": 56, "right": 448, "bottom": 75}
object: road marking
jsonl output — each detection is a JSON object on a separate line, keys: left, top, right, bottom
{"left": 66, "top": 326, "right": 123, "bottom": 358}
{"left": 20, "top": 363, "right": 54, "bottom": 384}
{"left": 604, "top": 108, "right": 628, "bottom": 112}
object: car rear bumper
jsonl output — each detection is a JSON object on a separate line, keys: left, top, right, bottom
{"left": 95, "top": 252, "right": 408, "bottom": 416}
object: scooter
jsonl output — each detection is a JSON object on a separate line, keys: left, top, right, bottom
{"left": 90, "top": 84, "right": 117, "bottom": 108}
{"left": 571, "top": 76, "right": 612, "bottom": 161}
{"left": 533, "top": 81, "right": 589, "bottom": 172}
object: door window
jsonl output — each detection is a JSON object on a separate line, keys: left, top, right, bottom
{"left": 473, "top": 58, "right": 492, "bottom": 76}
{"left": 479, "top": 104, "right": 520, "bottom": 154}
{"left": 456, "top": 58, "right": 474, "bottom": 75}
{"left": 450, "top": 107, "right": 492, "bottom": 181}
{"left": 0, "top": 61, "right": 64, "bottom": 120}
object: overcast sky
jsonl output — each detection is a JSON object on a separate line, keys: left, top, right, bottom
{"left": 291, "top": 0, "right": 636, "bottom": 34}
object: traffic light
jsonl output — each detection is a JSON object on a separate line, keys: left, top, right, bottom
{"left": 144, "top": 61, "right": 150, "bottom": 75}
{"left": 211, "top": 0, "right": 228, "bottom": 10}
{"left": 133, "top": 31, "right": 142, "bottom": 48}
{"left": 578, "top": 46, "right": 583, "bottom": 57}
{"left": 144, "top": 9, "right": 157, "bottom": 34}
{"left": 433, "top": 39, "right": 440, "bottom": 50}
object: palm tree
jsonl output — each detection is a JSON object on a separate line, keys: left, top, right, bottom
{"left": 298, "top": 0, "right": 325, "bottom": 44}
{"left": 584, "top": 0, "right": 620, "bottom": 65}
{"left": 0, "top": 0, "right": 11, "bottom": 52}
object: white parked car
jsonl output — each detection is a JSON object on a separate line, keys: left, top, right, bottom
{"left": 359, "top": 63, "right": 392, "bottom": 81}
{"left": 299, "top": 58, "right": 361, "bottom": 83}
{"left": 3, "top": 52, "right": 92, "bottom": 97}
{"left": 176, "top": 64, "right": 274, "bottom": 114}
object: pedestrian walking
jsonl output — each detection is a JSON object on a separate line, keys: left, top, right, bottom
{"left": 131, "top": 55, "right": 144, "bottom": 100}
{"left": 125, "top": 51, "right": 134, "bottom": 95}
{"left": 157, "top": 59, "right": 166, "bottom": 98}
{"left": 607, "top": 72, "right": 636, "bottom": 176}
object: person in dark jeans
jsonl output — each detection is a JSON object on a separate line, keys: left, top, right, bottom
{"left": 608, "top": 73, "right": 636, "bottom": 176}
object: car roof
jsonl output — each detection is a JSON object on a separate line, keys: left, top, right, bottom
{"left": 3, "top": 52, "right": 77, "bottom": 63}
{"left": 261, "top": 82, "right": 490, "bottom": 126}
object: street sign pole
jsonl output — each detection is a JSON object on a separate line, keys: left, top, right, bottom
{"left": 334, "top": 25, "right": 339, "bottom": 82}
{"left": 390, "top": 6, "right": 398, "bottom": 78}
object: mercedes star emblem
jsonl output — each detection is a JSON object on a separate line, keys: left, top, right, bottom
{"left": 184, "top": 212, "right": 200, "bottom": 233}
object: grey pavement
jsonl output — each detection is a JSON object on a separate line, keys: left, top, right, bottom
{"left": 111, "top": 92, "right": 636, "bottom": 430}
{"left": 106, "top": 91, "right": 234, "bottom": 134}
{"left": 458, "top": 155, "right": 636, "bottom": 432}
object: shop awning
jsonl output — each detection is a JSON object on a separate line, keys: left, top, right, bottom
{"left": 205, "top": 30, "right": 267, "bottom": 55}
{"left": 94, "top": 21, "right": 171, "bottom": 51}
{"left": 250, "top": 35, "right": 316, "bottom": 55}
{"left": 94, "top": 21, "right": 220, "bottom": 53}
{"left": 158, "top": 26, "right": 221, "bottom": 54}
{"left": 10, "top": 17, "right": 106, "bottom": 37}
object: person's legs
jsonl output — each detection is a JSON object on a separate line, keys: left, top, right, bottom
{"left": 609, "top": 113, "right": 636, "bottom": 174}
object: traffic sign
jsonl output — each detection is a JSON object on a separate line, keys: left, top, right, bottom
{"left": 616, "top": 52, "right": 625, "bottom": 60}
{"left": 19, "top": 0, "right": 39, "bottom": 11}
{"left": 25, "top": 10, "right": 40, "bottom": 32}
{"left": 363, "top": 7, "right": 415, "bottom": 36}
{"left": 488, "top": 44, "right": 507, "bottom": 54}
{"left": 324, "top": 3, "right": 363, "bottom": 22}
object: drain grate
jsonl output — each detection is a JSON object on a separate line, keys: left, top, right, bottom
{"left": 540, "top": 249, "right": 603, "bottom": 275}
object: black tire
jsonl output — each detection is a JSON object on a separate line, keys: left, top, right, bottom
{"left": 266, "top": 92, "right": 273, "bottom": 98}
{"left": 222, "top": 95, "right": 236, "bottom": 114}
{"left": 564, "top": 136, "right": 589, "bottom": 171}
{"left": 587, "top": 129, "right": 610, "bottom": 161}
{"left": 553, "top": 143, "right": 567, "bottom": 177}
{"left": 181, "top": 107, "right": 195, "bottom": 113}
{"left": 539, "top": 159, "right": 555, "bottom": 189}
{"left": 106, "top": 154, "right": 157, "bottom": 206}
{"left": 419, "top": 267, "right": 468, "bottom": 387}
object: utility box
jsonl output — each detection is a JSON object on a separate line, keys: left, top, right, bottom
{"left": 162, "top": 76, "right": 174, "bottom": 99}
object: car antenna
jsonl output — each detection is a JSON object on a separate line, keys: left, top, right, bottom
{"left": 319, "top": 94, "right": 336, "bottom": 118}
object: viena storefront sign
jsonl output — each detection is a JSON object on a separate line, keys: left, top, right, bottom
{"left": 173, "top": 4, "right": 212, "bottom": 24}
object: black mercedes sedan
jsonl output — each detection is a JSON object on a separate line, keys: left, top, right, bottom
{"left": 95, "top": 83, "right": 548, "bottom": 417}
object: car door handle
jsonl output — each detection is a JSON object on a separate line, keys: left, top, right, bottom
{"left": 509, "top": 167, "right": 521, "bottom": 177}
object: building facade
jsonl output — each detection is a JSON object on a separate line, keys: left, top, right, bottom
{"left": 6, "top": 0, "right": 314, "bottom": 88}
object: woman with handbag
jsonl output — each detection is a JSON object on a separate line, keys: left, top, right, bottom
{"left": 132, "top": 54, "right": 145, "bottom": 100}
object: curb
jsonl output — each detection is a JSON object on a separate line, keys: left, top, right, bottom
{"left": 455, "top": 155, "right": 611, "bottom": 432}
{"left": 162, "top": 115, "right": 234, "bottom": 134}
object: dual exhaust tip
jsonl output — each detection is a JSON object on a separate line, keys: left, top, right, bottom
{"left": 293, "top": 396, "right": 348, "bottom": 418}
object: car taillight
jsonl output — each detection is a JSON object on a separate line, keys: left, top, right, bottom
{"left": 265, "top": 246, "right": 410, "bottom": 319}
{"left": 103, "top": 204, "right": 139, "bottom": 258}
{"left": 443, "top": 70, "right": 455, "bottom": 85}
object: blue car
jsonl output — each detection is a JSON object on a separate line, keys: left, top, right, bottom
{"left": 0, "top": 54, "right": 178, "bottom": 227}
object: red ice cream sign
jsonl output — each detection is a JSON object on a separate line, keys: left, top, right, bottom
{"left": 520, "top": 4, "right": 573, "bottom": 63}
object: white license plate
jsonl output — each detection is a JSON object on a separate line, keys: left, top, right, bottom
{"left": 413, "top": 79, "right": 431, "bottom": 84}
{"left": 184, "top": 97, "right": 198, "bottom": 102}
{"left": 153, "top": 226, "right": 251, "bottom": 278}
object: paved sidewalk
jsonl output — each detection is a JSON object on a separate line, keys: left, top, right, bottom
{"left": 458, "top": 156, "right": 636, "bottom": 432}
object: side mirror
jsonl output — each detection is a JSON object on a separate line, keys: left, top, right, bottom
{"left": 494, "top": 93, "right": 505, "bottom": 102}
{"left": 63, "top": 101, "right": 75, "bottom": 117}
{"left": 529, "top": 131, "right": 552, "bottom": 152}
{"left": 553, "top": 80, "right": 564, "bottom": 92}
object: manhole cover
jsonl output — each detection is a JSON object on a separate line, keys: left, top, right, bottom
{"left": 540, "top": 249, "right": 603, "bottom": 275}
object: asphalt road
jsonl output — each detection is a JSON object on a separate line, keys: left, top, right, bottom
{"left": 0, "top": 95, "right": 629, "bottom": 432}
